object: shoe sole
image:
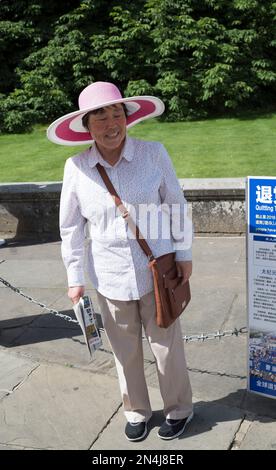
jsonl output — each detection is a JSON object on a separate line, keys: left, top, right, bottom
{"left": 157, "top": 412, "right": 194, "bottom": 440}
{"left": 125, "top": 424, "right": 148, "bottom": 442}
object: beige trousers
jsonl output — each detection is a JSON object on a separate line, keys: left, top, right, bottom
{"left": 96, "top": 289, "right": 193, "bottom": 424}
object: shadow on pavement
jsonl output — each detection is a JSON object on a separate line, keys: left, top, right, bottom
{"left": 0, "top": 310, "right": 103, "bottom": 347}
{"left": 148, "top": 388, "right": 276, "bottom": 441}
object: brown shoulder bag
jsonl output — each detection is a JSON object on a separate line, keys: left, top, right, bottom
{"left": 96, "top": 163, "right": 191, "bottom": 328}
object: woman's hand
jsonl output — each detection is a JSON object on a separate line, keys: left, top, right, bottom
{"left": 176, "top": 261, "right": 192, "bottom": 285}
{"left": 68, "top": 286, "right": 85, "bottom": 304}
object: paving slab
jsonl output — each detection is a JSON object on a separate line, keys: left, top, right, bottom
{"left": 0, "top": 444, "right": 28, "bottom": 450}
{"left": 219, "top": 291, "right": 247, "bottom": 332}
{"left": 2, "top": 323, "right": 108, "bottom": 369}
{"left": 184, "top": 335, "right": 248, "bottom": 379}
{"left": 91, "top": 386, "right": 244, "bottom": 450}
{"left": 0, "top": 259, "right": 68, "bottom": 288}
{"left": 0, "top": 288, "right": 65, "bottom": 325}
{"left": 0, "top": 286, "right": 114, "bottom": 369}
{"left": 191, "top": 238, "right": 246, "bottom": 290}
{"left": 241, "top": 390, "right": 276, "bottom": 420}
{"left": 143, "top": 335, "right": 247, "bottom": 381}
{"left": 0, "top": 364, "right": 121, "bottom": 450}
{"left": 0, "top": 301, "right": 115, "bottom": 372}
{"left": 239, "top": 416, "right": 276, "bottom": 450}
{"left": 179, "top": 287, "right": 239, "bottom": 337}
{"left": 0, "top": 288, "right": 66, "bottom": 347}
{"left": 0, "top": 350, "right": 38, "bottom": 400}
{"left": 145, "top": 361, "right": 247, "bottom": 408}
{"left": 1, "top": 236, "right": 276, "bottom": 450}
{"left": 193, "top": 237, "right": 245, "bottom": 268}
{"left": 0, "top": 240, "right": 61, "bottom": 260}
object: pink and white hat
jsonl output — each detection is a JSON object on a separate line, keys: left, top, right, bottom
{"left": 47, "top": 81, "right": 165, "bottom": 146}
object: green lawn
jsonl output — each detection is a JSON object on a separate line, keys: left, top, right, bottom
{"left": 0, "top": 114, "right": 275, "bottom": 182}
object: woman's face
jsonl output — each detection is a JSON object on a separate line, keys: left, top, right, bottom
{"left": 87, "top": 104, "right": 127, "bottom": 154}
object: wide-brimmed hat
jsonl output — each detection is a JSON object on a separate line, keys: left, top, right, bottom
{"left": 47, "top": 81, "right": 165, "bottom": 146}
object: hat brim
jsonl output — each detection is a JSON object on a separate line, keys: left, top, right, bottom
{"left": 47, "top": 96, "right": 165, "bottom": 146}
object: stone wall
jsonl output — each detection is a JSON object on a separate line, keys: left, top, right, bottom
{"left": 0, "top": 178, "right": 246, "bottom": 241}
{"left": 182, "top": 178, "right": 245, "bottom": 234}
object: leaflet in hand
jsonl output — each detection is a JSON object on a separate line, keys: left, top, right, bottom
{"left": 73, "top": 295, "right": 102, "bottom": 357}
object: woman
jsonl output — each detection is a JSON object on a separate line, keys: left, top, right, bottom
{"left": 47, "top": 81, "right": 193, "bottom": 442}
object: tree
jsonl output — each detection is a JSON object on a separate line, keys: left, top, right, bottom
{"left": 0, "top": 0, "right": 275, "bottom": 132}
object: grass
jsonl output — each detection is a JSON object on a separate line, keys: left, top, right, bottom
{"left": 0, "top": 113, "right": 275, "bottom": 182}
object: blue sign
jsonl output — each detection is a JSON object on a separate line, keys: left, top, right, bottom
{"left": 249, "top": 178, "right": 276, "bottom": 235}
{"left": 253, "top": 235, "right": 276, "bottom": 243}
{"left": 259, "top": 361, "right": 276, "bottom": 373}
{"left": 250, "top": 376, "right": 276, "bottom": 397}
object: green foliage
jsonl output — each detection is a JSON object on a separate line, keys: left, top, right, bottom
{"left": 0, "top": 0, "right": 275, "bottom": 132}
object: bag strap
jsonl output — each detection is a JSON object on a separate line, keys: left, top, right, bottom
{"left": 96, "top": 163, "right": 155, "bottom": 261}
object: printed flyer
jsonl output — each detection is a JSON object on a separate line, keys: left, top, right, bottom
{"left": 247, "top": 177, "right": 276, "bottom": 399}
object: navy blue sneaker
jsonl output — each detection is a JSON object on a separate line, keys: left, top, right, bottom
{"left": 125, "top": 421, "right": 148, "bottom": 442}
{"left": 157, "top": 412, "right": 194, "bottom": 440}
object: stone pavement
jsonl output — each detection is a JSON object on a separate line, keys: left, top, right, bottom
{"left": 0, "top": 236, "right": 276, "bottom": 451}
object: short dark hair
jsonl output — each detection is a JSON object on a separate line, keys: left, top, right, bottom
{"left": 82, "top": 103, "right": 128, "bottom": 130}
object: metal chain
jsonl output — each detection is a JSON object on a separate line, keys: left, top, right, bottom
{"left": 0, "top": 273, "right": 248, "bottom": 342}
{"left": 182, "top": 327, "right": 248, "bottom": 342}
{"left": 0, "top": 275, "right": 78, "bottom": 325}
